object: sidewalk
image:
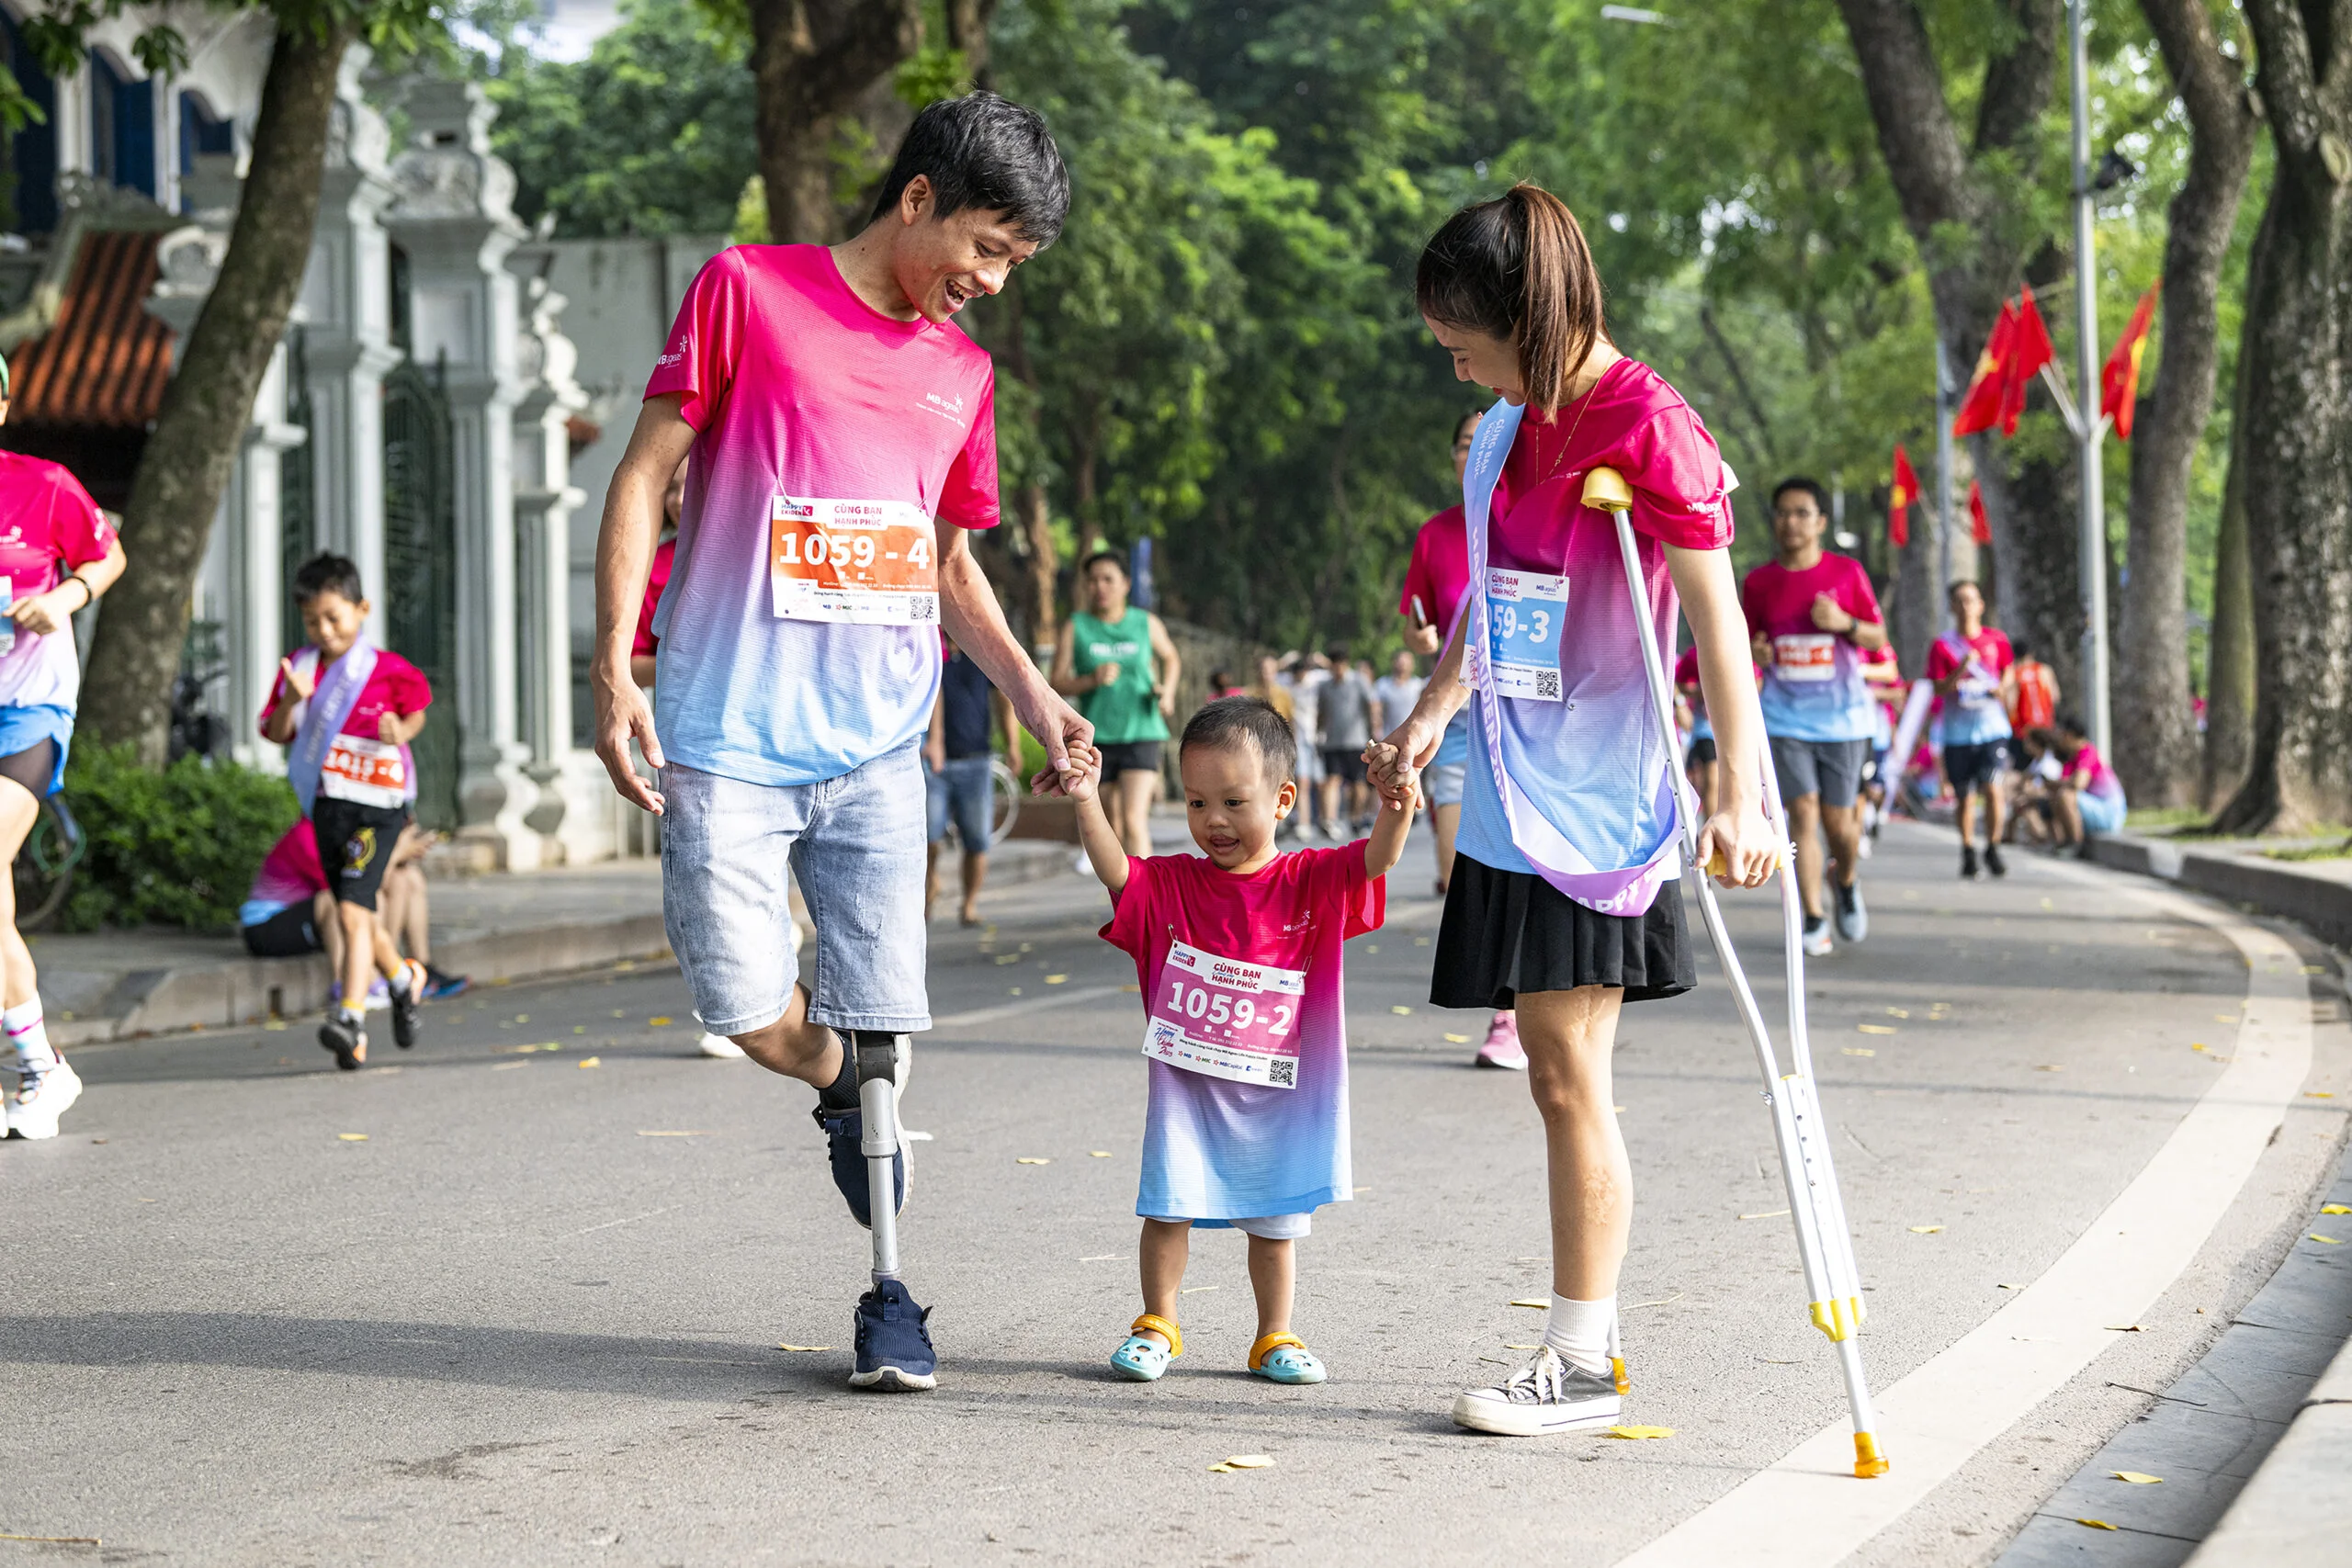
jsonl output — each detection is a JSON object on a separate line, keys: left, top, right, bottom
{"left": 2089, "top": 830, "right": 2352, "bottom": 948}
{"left": 35, "top": 839, "right": 1074, "bottom": 1047}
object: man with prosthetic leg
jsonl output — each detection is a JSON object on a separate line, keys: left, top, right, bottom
{"left": 591, "top": 95, "right": 1083, "bottom": 1392}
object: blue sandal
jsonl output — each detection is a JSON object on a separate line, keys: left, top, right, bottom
{"left": 1111, "top": 1314, "right": 1182, "bottom": 1382}
{"left": 1250, "top": 1332, "right": 1327, "bottom": 1384}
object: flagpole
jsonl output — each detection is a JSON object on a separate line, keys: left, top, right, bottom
{"left": 1934, "top": 342, "right": 1954, "bottom": 630}
{"left": 2069, "top": 0, "right": 2111, "bottom": 756}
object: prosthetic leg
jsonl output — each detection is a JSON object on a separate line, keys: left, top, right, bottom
{"left": 1587, "top": 466, "right": 1889, "bottom": 1479}
{"left": 854, "top": 1031, "right": 905, "bottom": 1284}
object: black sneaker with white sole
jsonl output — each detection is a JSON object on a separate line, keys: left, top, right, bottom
{"left": 1961, "top": 843, "right": 1980, "bottom": 880}
{"left": 318, "top": 1012, "right": 366, "bottom": 1071}
{"left": 1452, "top": 1347, "right": 1622, "bottom": 1436}
{"left": 390, "top": 966, "right": 423, "bottom": 1050}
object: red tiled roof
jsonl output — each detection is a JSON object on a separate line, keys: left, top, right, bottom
{"left": 9, "top": 230, "right": 175, "bottom": 429}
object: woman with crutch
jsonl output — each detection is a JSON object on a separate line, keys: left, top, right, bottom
{"left": 1368, "top": 186, "right": 1779, "bottom": 1436}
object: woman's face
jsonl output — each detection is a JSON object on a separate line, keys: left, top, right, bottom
{"left": 1084, "top": 559, "right": 1128, "bottom": 616}
{"left": 1425, "top": 317, "right": 1522, "bottom": 404}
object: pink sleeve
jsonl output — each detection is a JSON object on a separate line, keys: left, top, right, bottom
{"left": 1618, "top": 407, "right": 1731, "bottom": 551}
{"left": 645, "top": 250, "right": 747, "bottom": 433}
{"left": 1842, "top": 558, "right": 1884, "bottom": 626}
{"left": 935, "top": 370, "right": 1001, "bottom": 530}
{"left": 1924, "top": 638, "right": 1956, "bottom": 682}
{"left": 257, "top": 661, "right": 290, "bottom": 737}
{"left": 1315, "top": 847, "right": 1385, "bottom": 941}
{"left": 46, "top": 467, "right": 113, "bottom": 569}
{"left": 385, "top": 656, "right": 434, "bottom": 714}
{"left": 1099, "top": 856, "right": 1159, "bottom": 959}
{"left": 1399, "top": 531, "right": 1434, "bottom": 622}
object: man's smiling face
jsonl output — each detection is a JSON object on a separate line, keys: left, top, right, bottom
{"left": 888, "top": 175, "right": 1040, "bottom": 325}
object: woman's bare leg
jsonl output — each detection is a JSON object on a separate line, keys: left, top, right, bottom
{"left": 1516, "top": 985, "right": 1632, "bottom": 1300}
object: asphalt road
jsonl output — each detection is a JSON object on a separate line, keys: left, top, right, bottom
{"left": 6, "top": 819, "right": 2345, "bottom": 1567}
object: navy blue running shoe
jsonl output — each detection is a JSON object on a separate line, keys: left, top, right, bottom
{"left": 812, "top": 1103, "right": 908, "bottom": 1229}
{"left": 850, "top": 1278, "right": 937, "bottom": 1391}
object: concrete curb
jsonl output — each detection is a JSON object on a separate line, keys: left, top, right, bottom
{"left": 2089, "top": 835, "right": 2352, "bottom": 949}
{"left": 51, "top": 841, "right": 1075, "bottom": 1048}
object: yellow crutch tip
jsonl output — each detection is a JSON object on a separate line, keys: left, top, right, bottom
{"left": 1853, "top": 1432, "right": 1889, "bottom": 1478}
{"left": 1611, "top": 1356, "right": 1630, "bottom": 1396}
{"left": 1582, "top": 466, "right": 1634, "bottom": 513}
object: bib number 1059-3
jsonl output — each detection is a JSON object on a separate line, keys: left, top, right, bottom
{"left": 1487, "top": 566, "right": 1568, "bottom": 702}
{"left": 770, "top": 496, "right": 940, "bottom": 626}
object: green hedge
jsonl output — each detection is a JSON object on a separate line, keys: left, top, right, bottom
{"left": 58, "top": 744, "right": 299, "bottom": 933}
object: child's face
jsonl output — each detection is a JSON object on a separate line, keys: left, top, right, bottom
{"left": 1181, "top": 741, "right": 1295, "bottom": 872}
{"left": 299, "top": 590, "right": 369, "bottom": 660}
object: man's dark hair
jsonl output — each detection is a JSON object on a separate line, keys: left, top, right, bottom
{"left": 292, "top": 552, "right": 365, "bottom": 606}
{"left": 1452, "top": 409, "right": 1480, "bottom": 442}
{"left": 1079, "top": 548, "right": 1126, "bottom": 578}
{"left": 2054, "top": 711, "right": 2087, "bottom": 739}
{"left": 1947, "top": 577, "right": 1982, "bottom": 603}
{"left": 2014, "top": 638, "right": 2035, "bottom": 660}
{"left": 1326, "top": 641, "right": 1351, "bottom": 665}
{"left": 1770, "top": 477, "right": 1830, "bottom": 515}
{"left": 1181, "top": 696, "right": 1297, "bottom": 784}
{"left": 870, "top": 91, "right": 1069, "bottom": 246}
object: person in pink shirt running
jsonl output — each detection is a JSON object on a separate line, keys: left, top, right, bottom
{"left": 1371, "top": 186, "right": 1775, "bottom": 1438}
{"left": 591, "top": 93, "right": 1089, "bottom": 1393}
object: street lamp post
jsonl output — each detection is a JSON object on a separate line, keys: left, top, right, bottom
{"left": 2068, "top": 0, "right": 2111, "bottom": 755}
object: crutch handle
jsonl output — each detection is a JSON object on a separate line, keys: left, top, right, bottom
{"left": 1703, "top": 843, "right": 1790, "bottom": 879}
{"left": 1582, "top": 466, "right": 1634, "bottom": 513}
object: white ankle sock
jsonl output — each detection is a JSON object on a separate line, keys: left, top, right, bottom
{"left": 338, "top": 1004, "right": 365, "bottom": 1028}
{"left": 1542, "top": 1293, "right": 1615, "bottom": 1378}
{"left": 6, "top": 997, "right": 56, "bottom": 1072}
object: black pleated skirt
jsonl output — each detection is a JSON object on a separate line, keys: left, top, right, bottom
{"left": 1431, "top": 854, "right": 1696, "bottom": 1008}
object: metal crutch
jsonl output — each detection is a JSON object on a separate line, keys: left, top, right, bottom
{"left": 1585, "top": 465, "right": 1889, "bottom": 1480}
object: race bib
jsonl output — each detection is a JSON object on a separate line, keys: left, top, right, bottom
{"left": 1143, "top": 939, "right": 1305, "bottom": 1089}
{"left": 1956, "top": 663, "right": 2000, "bottom": 706}
{"left": 1486, "top": 567, "right": 1568, "bottom": 703}
{"left": 1773, "top": 633, "right": 1838, "bottom": 683}
{"left": 769, "top": 497, "right": 939, "bottom": 626}
{"left": 320, "top": 735, "right": 407, "bottom": 808}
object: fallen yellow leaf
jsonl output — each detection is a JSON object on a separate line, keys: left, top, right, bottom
{"left": 1843, "top": 1047, "right": 1876, "bottom": 1057}
{"left": 1885, "top": 1007, "right": 1909, "bottom": 1018}
{"left": 2311, "top": 1235, "right": 2344, "bottom": 1245}
{"left": 1739, "top": 1209, "right": 1791, "bottom": 1220}
{"left": 264, "top": 1020, "right": 288, "bottom": 1031}
{"left": 1016, "top": 1156, "right": 1051, "bottom": 1165}
{"left": 776, "top": 1344, "right": 831, "bottom": 1353}
{"left": 648, "top": 1016, "right": 673, "bottom": 1026}
{"left": 2076, "top": 1519, "right": 2117, "bottom": 1531}
{"left": 1045, "top": 975, "right": 1068, "bottom": 985}
{"left": 1181, "top": 1284, "right": 1218, "bottom": 1294}
{"left": 1121, "top": 983, "right": 1140, "bottom": 992}
{"left": 514, "top": 1014, "right": 529, "bottom": 1023}
{"left": 1858, "top": 1023, "right": 1896, "bottom": 1035}
{"left": 578, "top": 1056, "right": 602, "bottom": 1068}
{"left": 1909, "top": 1224, "right": 1944, "bottom": 1234}
{"left": 2214, "top": 1014, "right": 2238, "bottom": 1023}
{"left": 1444, "top": 1032, "right": 1472, "bottom": 1043}
{"left": 338, "top": 1133, "right": 368, "bottom": 1142}
{"left": 2112, "top": 1472, "right": 2162, "bottom": 1484}
{"left": 1509, "top": 1298, "right": 1548, "bottom": 1308}
{"left": 1089, "top": 1150, "right": 1112, "bottom": 1158}
{"left": 1390, "top": 1005, "right": 1413, "bottom": 1015}
{"left": 1607, "top": 1426, "right": 1674, "bottom": 1440}
{"left": 1221, "top": 1454, "right": 1274, "bottom": 1469}
{"left": 2104, "top": 1325, "right": 2144, "bottom": 1332}
{"left": 995, "top": 954, "right": 1020, "bottom": 965}
{"left": 2036, "top": 1065, "right": 2064, "bottom": 1072}
{"left": 1008, "top": 987, "right": 1023, "bottom": 996}
{"left": 2308, "top": 1090, "right": 2336, "bottom": 1099}
{"left": 1504, "top": 1344, "right": 1542, "bottom": 1350}
{"left": 2322, "top": 1204, "right": 2350, "bottom": 1215}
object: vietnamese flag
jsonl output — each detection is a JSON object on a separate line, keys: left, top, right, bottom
{"left": 2102, "top": 280, "right": 2160, "bottom": 440}
{"left": 1951, "top": 302, "right": 2018, "bottom": 436}
{"left": 1889, "top": 444, "right": 1921, "bottom": 547}
{"left": 2000, "top": 286, "right": 2056, "bottom": 436}
{"left": 1968, "top": 479, "right": 1991, "bottom": 545}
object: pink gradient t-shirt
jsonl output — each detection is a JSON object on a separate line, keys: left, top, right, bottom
{"left": 0, "top": 452, "right": 115, "bottom": 711}
{"left": 1102, "top": 846, "right": 1383, "bottom": 1223}
{"left": 1740, "top": 553, "right": 1883, "bottom": 741}
{"left": 644, "top": 244, "right": 1001, "bottom": 785}
{"left": 1399, "top": 504, "right": 1472, "bottom": 640}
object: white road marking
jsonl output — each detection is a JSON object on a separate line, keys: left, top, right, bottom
{"left": 928, "top": 984, "right": 1125, "bottom": 1032}
{"left": 1618, "top": 854, "right": 2315, "bottom": 1567}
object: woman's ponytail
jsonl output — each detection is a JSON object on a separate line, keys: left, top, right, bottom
{"left": 1416, "top": 183, "right": 1607, "bottom": 415}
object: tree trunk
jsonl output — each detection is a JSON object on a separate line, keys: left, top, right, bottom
{"left": 2114, "top": 0, "right": 2260, "bottom": 808}
{"left": 1019, "top": 480, "right": 1057, "bottom": 652}
{"left": 944, "top": 0, "right": 998, "bottom": 85}
{"left": 78, "top": 21, "right": 360, "bottom": 763}
{"left": 747, "top": 0, "right": 923, "bottom": 244}
{"left": 1835, "top": 0, "right": 2086, "bottom": 687}
{"left": 2213, "top": 1, "right": 2352, "bottom": 834}
{"left": 2199, "top": 374, "right": 2254, "bottom": 809}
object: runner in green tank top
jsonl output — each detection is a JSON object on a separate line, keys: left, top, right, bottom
{"left": 1052, "top": 550, "right": 1181, "bottom": 857}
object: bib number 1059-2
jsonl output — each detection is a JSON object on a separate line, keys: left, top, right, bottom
{"left": 770, "top": 496, "right": 940, "bottom": 626}
{"left": 1143, "top": 939, "right": 1306, "bottom": 1089}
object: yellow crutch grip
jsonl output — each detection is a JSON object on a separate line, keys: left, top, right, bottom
{"left": 1582, "top": 465, "right": 1634, "bottom": 513}
{"left": 1853, "top": 1431, "right": 1890, "bottom": 1478}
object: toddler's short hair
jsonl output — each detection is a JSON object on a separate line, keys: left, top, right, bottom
{"left": 1181, "top": 696, "right": 1296, "bottom": 784}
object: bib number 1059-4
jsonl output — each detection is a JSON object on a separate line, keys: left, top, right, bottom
{"left": 770, "top": 496, "right": 940, "bottom": 626}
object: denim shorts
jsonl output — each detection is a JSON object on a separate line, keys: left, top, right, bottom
{"left": 926, "top": 754, "right": 994, "bottom": 849}
{"left": 661, "top": 747, "right": 930, "bottom": 1038}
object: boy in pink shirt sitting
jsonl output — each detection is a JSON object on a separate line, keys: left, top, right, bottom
{"left": 1068, "top": 696, "right": 1415, "bottom": 1386}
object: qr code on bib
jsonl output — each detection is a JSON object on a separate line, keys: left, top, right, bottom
{"left": 910, "top": 598, "right": 937, "bottom": 621}
{"left": 1267, "top": 1058, "right": 1296, "bottom": 1087}
{"left": 1534, "top": 670, "right": 1561, "bottom": 699}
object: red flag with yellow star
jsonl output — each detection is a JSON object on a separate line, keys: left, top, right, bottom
{"left": 1969, "top": 479, "right": 1991, "bottom": 545}
{"left": 1890, "top": 443, "right": 1920, "bottom": 547}
{"left": 1951, "top": 303, "right": 2018, "bottom": 437}
{"left": 2000, "top": 286, "right": 2056, "bottom": 436}
{"left": 2101, "top": 280, "right": 2160, "bottom": 440}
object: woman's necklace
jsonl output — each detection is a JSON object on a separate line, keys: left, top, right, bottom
{"left": 1537, "top": 357, "right": 1614, "bottom": 491}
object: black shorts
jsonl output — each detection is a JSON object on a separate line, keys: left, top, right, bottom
{"left": 1770, "top": 736, "right": 1869, "bottom": 809}
{"left": 1944, "top": 739, "right": 2010, "bottom": 796}
{"left": 1097, "top": 739, "right": 1162, "bottom": 777}
{"left": 242, "top": 901, "right": 323, "bottom": 958}
{"left": 1319, "top": 747, "right": 1369, "bottom": 785}
{"left": 1432, "top": 855, "right": 1696, "bottom": 1008}
{"left": 311, "top": 797, "right": 410, "bottom": 911}
{"left": 1686, "top": 735, "right": 1717, "bottom": 768}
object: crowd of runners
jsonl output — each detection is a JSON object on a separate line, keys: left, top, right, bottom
{"left": 0, "top": 87, "right": 2137, "bottom": 1441}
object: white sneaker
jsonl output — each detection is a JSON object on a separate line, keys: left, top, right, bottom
{"left": 1802, "top": 919, "right": 1834, "bottom": 959}
{"left": 1452, "top": 1346, "right": 1622, "bottom": 1436}
{"left": 8, "top": 1057, "right": 83, "bottom": 1140}
{"left": 698, "top": 1032, "right": 746, "bottom": 1059}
